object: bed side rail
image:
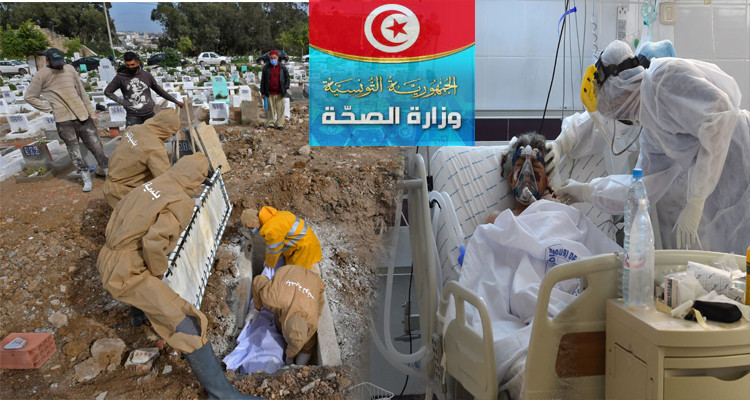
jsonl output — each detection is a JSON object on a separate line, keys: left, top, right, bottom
{"left": 438, "top": 281, "right": 498, "bottom": 400}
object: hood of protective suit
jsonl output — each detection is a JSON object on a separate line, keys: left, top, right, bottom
{"left": 168, "top": 153, "right": 209, "bottom": 197}
{"left": 143, "top": 109, "right": 180, "bottom": 142}
{"left": 282, "top": 313, "right": 308, "bottom": 351}
{"left": 597, "top": 40, "right": 645, "bottom": 122}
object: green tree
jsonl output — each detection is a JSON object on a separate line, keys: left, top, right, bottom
{"left": 159, "top": 47, "right": 181, "bottom": 68}
{"left": 176, "top": 35, "right": 194, "bottom": 56}
{"left": 278, "top": 22, "right": 308, "bottom": 60}
{"left": 0, "top": 20, "right": 49, "bottom": 59}
{"left": 0, "top": 3, "right": 118, "bottom": 55}
{"left": 64, "top": 36, "right": 82, "bottom": 56}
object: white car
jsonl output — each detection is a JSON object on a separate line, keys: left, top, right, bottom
{"left": 0, "top": 60, "right": 29, "bottom": 75}
{"left": 197, "top": 52, "right": 229, "bottom": 66}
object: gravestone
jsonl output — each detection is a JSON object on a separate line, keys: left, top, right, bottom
{"left": 79, "top": 64, "right": 87, "bottom": 73}
{"left": 0, "top": 99, "right": 8, "bottom": 114}
{"left": 166, "top": 92, "right": 183, "bottom": 109}
{"left": 182, "top": 76, "right": 192, "bottom": 83}
{"left": 163, "top": 82, "right": 174, "bottom": 91}
{"left": 284, "top": 98, "right": 290, "bottom": 120}
{"left": 3, "top": 92, "right": 16, "bottom": 104}
{"left": 109, "top": 105, "right": 127, "bottom": 123}
{"left": 209, "top": 101, "right": 229, "bottom": 125}
{"left": 21, "top": 142, "right": 54, "bottom": 170}
{"left": 231, "top": 95, "right": 240, "bottom": 108}
{"left": 8, "top": 114, "right": 30, "bottom": 132}
{"left": 98, "top": 59, "right": 116, "bottom": 83}
{"left": 43, "top": 116, "right": 56, "bottom": 131}
{"left": 240, "top": 100, "right": 259, "bottom": 125}
{"left": 239, "top": 85, "right": 252, "bottom": 102}
{"left": 73, "top": 52, "right": 81, "bottom": 61}
{"left": 244, "top": 72, "right": 255, "bottom": 84}
{"left": 230, "top": 65, "right": 237, "bottom": 72}
{"left": 230, "top": 72, "right": 240, "bottom": 84}
{"left": 241, "top": 65, "right": 247, "bottom": 73}
{"left": 211, "top": 76, "right": 229, "bottom": 104}
{"left": 96, "top": 80, "right": 106, "bottom": 90}
{"left": 92, "top": 95, "right": 107, "bottom": 107}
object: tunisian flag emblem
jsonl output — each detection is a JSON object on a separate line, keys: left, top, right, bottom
{"left": 310, "top": 0, "right": 474, "bottom": 62}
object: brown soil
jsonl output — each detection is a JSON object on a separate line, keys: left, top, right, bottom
{"left": 0, "top": 102, "right": 404, "bottom": 399}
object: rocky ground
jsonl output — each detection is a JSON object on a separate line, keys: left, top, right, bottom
{"left": 0, "top": 102, "right": 405, "bottom": 399}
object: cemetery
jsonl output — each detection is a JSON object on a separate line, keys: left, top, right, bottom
{"left": 0, "top": 56, "right": 405, "bottom": 400}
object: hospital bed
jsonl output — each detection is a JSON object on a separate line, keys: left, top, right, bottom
{"left": 404, "top": 145, "right": 745, "bottom": 399}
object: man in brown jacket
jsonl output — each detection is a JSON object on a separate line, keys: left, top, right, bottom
{"left": 97, "top": 153, "right": 260, "bottom": 399}
{"left": 25, "top": 48, "right": 109, "bottom": 192}
{"left": 252, "top": 264, "right": 326, "bottom": 365}
{"left": 103, "top": 109, "right": 178, "bottom": 208}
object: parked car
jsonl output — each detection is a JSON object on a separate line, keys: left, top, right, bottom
{"left": 147, "top": 53, "right": 166, "bottom": 66}
{"left": 197, "top": 52, "right": 229, "bottom": 66}
{"left": 71, "top": 57, "right": 100, "bottom": 72}
{"left": 0, "top": 60, "right": 29, "bottom": 75}
{"left": 256, "top": 50, "right": 289, "bottom": 64}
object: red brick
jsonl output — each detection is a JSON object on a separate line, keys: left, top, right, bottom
{"left": 0, "top": 333, "right": 56, "bottom": 369}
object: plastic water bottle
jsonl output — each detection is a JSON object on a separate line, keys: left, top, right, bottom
{"left": 622, "top": 168, "right": 648, "bottom": 301}
{"left": 626, "top": 198, "right": 655, "bottom": 309}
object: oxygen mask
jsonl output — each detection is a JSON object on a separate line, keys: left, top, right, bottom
{"left": 513, "top": 145, "right": 541, "bottom": 205}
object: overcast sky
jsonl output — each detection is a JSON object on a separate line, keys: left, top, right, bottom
{"left": 109, "top": 2, "right": 163, "bottom": 33}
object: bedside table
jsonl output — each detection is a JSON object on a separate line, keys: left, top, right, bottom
{"left": 605, "top": 299, "right": 750, "bottom": 399}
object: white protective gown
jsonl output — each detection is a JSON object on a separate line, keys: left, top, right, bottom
{"left": 587, "top": 58, "right": 750, "bottom": 255}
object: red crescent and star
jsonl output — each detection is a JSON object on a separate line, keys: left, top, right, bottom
{"left": 371, "top": 9, "right": 408, "bottom": 45}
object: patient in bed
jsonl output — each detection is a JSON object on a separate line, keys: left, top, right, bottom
{"left": 459, "top": 132, "right": 623, "bottom": 398}
{"left": 486, "top": 132, "right": 557, "bottom": 223}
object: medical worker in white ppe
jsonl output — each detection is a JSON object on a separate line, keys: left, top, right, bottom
{"left": 553, "top": 40, "right": 750, "bottom": 255}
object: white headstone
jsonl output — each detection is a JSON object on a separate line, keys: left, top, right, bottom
{"left": 163, "top": 82, "right": 174, "bottom": 91}
{"left": 110, "top": 105, "right": 127, "bottom": 123}
{"left": 249, "top": 55, "right": 254, "bottom": 63}
{"left": 165, "top": 92, "right": 183, "bottom": 109}
{"left": 93, "top": 95, "right": 107, "bottom": 106}
{"left": 230, "top": 95, "right": 240, "bottom": 108}
{"left": 1, "top": 86, "right": 9, "bottom": 92}
{"left": 284, "top": 98, "right": 290, "bottom": 120}
{"left": 182, "top": 76, "right": 192, "bottom": 83}
{"left": 73, "top": 52, "right": 81, "bottom": 61}
{"left": 3, "top": 92, "right": 16, "bottom": 104}
{"left": 43, "top": 116, "right": 56, "bottom": 131}
{"left": 96, "top": 80, "right": 106, "bottom": 90}
{"left": 238, "top": 85, "right": 252, "bottom": 102}
{"left": 0, "top": 99, "right": 8, "bottom": 114}
{"left": 244, "top": 72, "right": 255, "bottom": 84}
{"left": 287, "top": 65, "right": 295, "bottom": 75}
{"left": 98, "top": 59, "right": 116, "bottom": 83}
{"left": 8, "top": 114, "right": 30, "bottom": 132}
{"left": 209, "top": 101, "right": 229, "bottom": 125}
{"left": 230, "top": 65, "right": 237, "bottom": 72}
{"left": 90, "top": 77, "right": 99, "bottom": 83}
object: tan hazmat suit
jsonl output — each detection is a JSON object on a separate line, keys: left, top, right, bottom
{"left": 97, "top": 153, "right": 209, "bottom": 353}
{"left": 252, "top": 265, "right": 325, "bottom": 358}
{"left": 103, "top": 110, "right": 180, "bottom": 207}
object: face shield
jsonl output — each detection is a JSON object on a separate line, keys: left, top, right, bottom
{"left": 512, "top": 145, "right": 542, "bottom": 205}
{"left": 581, "top": 40, "right": 647, "bottom": 156}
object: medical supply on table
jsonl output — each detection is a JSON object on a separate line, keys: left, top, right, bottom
{"left": 687, "top": 261, "right": 744, "bottom": 303}
{"left": 627, "top": 198, "right": 654, "bottom": 309}
{"left": 623, "top": 169, "right": 648, "bottom": 301}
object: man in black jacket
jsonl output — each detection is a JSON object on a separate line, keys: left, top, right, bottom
{"left": 259, "top": 51, "right": 290, "bottom": 130}
{"left": 104, "top": 52, "right": 183, "bottom": 126}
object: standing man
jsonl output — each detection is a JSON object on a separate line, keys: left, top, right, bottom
{"left": 104, "top": 51, "right": 183, "bottom": 126}
{"left": 260, "top": 51, "right": 289, "bottom": 130}
{"left": 25, "top": 48, "right": 109, "bottom": 192}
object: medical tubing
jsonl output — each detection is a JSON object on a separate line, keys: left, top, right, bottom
{"left": 369, "top": 316, "right": 427, "bottom": 379}
{"left": 611, "top": 125, "right": 643, "bottom": 156}
{"left": 541, "top": 0, "right": 571, "bottom": 133}
{"left": 522, "top": 187, "right": 537, "bottom": 203}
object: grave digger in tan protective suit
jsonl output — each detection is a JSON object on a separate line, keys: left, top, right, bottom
{"left": 103, "top": 109, "right": 179, "bottom": 208}
{"left": 97, "top": 153, "right": 263, "bottom": 400}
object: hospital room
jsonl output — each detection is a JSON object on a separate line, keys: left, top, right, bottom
{"left": 365, "top": 0, "right": 750, "bottom": 398}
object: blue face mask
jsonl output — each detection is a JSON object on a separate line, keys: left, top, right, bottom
{"left": 270, "top": 59, "right": 278, "bottom": 66}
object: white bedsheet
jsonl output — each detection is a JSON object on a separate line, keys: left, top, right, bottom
{"left": 457, "top": 200, "right": 622, "bottom": 398}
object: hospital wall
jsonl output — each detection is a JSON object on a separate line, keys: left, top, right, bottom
{"left": 476, "top": 0, "right": 750, "bottom": 140}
